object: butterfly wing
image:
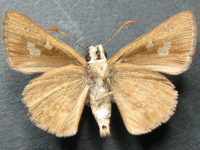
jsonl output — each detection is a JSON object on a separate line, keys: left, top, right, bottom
{"left": 106, "top": 63, "right": 178, "bottom": 134}
{"left": 22, "top": 64, "right": 89, "bottom": 137}
{"left": 108, "top": 11, "right": 196, "bottom": 75}
{"left": 3, "top": 11, "right": 87, "bottom": 74}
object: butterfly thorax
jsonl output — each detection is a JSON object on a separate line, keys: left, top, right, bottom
{"left": 87, "top": 44, "right": 108, "bottom": 77}
{"left": 87, "top": 44, "right": 112, "bottom": 137}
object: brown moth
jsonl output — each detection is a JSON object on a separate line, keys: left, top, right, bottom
{"left": 2, "top": 11, "right": 197, "bottom": 137}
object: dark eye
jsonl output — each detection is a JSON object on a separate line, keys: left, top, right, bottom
{"left": 104, "top": 52, "right": 107, "bottom": 58}
{"left": 85, "top": 53, "right": 91, "bottom": 62}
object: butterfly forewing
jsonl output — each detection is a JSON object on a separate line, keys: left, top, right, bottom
{"left": 3, "top": 11, "right": 87, "bottom": 74}
{"left": 22, "top": 64, "right": 89, "bottom": 137}
{"left": 106, "top": 63, "right": 178, "bottom": 134}
{"left": 108, "top": 11, "right": 197, "bottom": 75}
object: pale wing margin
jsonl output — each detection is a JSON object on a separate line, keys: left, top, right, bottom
{"left": 22, "top": 64, "right": 89, "bottom": 137}
{"left": 106, "top": 63, "right": 178, "bottom": 134}
{"left": 3, "top": 11, "right": 87, "bottom": 74}
{"left": 108, "top": 11, "right": 197, "bottom": 75}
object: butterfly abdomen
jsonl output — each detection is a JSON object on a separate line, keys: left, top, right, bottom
{"left": 89, "top": 75, "right": 111, "bottom": 137}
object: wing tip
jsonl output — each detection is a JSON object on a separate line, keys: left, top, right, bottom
{"left": 180, "top": 11, "right": 197, "bottom": 75}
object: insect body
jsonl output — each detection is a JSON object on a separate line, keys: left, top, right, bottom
{"left": 2, "top": 11, "right": 196, "bottom": 137}
{"left": 87, "top": 44, "right": 111, "bottom": 137}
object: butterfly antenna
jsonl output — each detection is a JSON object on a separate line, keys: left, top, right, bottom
{"left": 46, "top": 28, "right": 89, "bottom": 51}
{"left": 103, "top": 21, "right": 136, "bottom": 47}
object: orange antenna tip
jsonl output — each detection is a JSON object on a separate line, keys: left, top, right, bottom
{"left": 103, "top": 20, "right": 136, "bottom": 47}
{"left": 46, "top": 28, "right": 88, "bottom": 51}
{"left": 123, "top": 21, "right": 136, "bottom": 26}
{"left": 46, "top": 28, "right": 60, "bottom": 31}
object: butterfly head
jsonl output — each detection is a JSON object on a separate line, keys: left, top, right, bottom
{"left": 86, "top": 44, "right": 107, "bottom": 63}
{"left": 86, "top": 44, "right": 108, "bottom": 77}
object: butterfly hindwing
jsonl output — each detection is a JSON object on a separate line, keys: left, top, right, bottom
{"left": 22, "top": 64, "right": 89, "bottom": 137}
{"left": 3, "top": 11, "right": 87, "bottom": 74}
{"left": 106, "top": 63, "right": 178, "bottom": 134}
{"left": 108, "top": 11, "right": 196, "bottom": 75}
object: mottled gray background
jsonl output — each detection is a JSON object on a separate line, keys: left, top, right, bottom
{"left": 0, "top": 0, "right": 200, "bottom": 150}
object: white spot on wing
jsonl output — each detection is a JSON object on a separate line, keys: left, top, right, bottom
{"left": 164, "top": 23, "right": 173, "bottom": 32}
{"left": 157, "top": 48, "right": 169, "bottom": 55}
{"left": 163, "top": 42, "right": 171, "bottom": 47}
{"left": 27, "top": 42, "right": 35, "bottom": 48}
{"left": 157, "top": 42, "right": 171, "bottom": 55}
{"left": 29, "top": 48, "right": 41, "bottom": 56}
{"left": 27, "top": 42, "right": 41, "bottom": 56}
{"left": 44, "top": 41, "right": 53, "bottom": 50}
{"left": 26, "top": 24, "right": 34, "bottom": 32}
{"left": 146, "top": 39, "right": 154, "bottom": 48}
